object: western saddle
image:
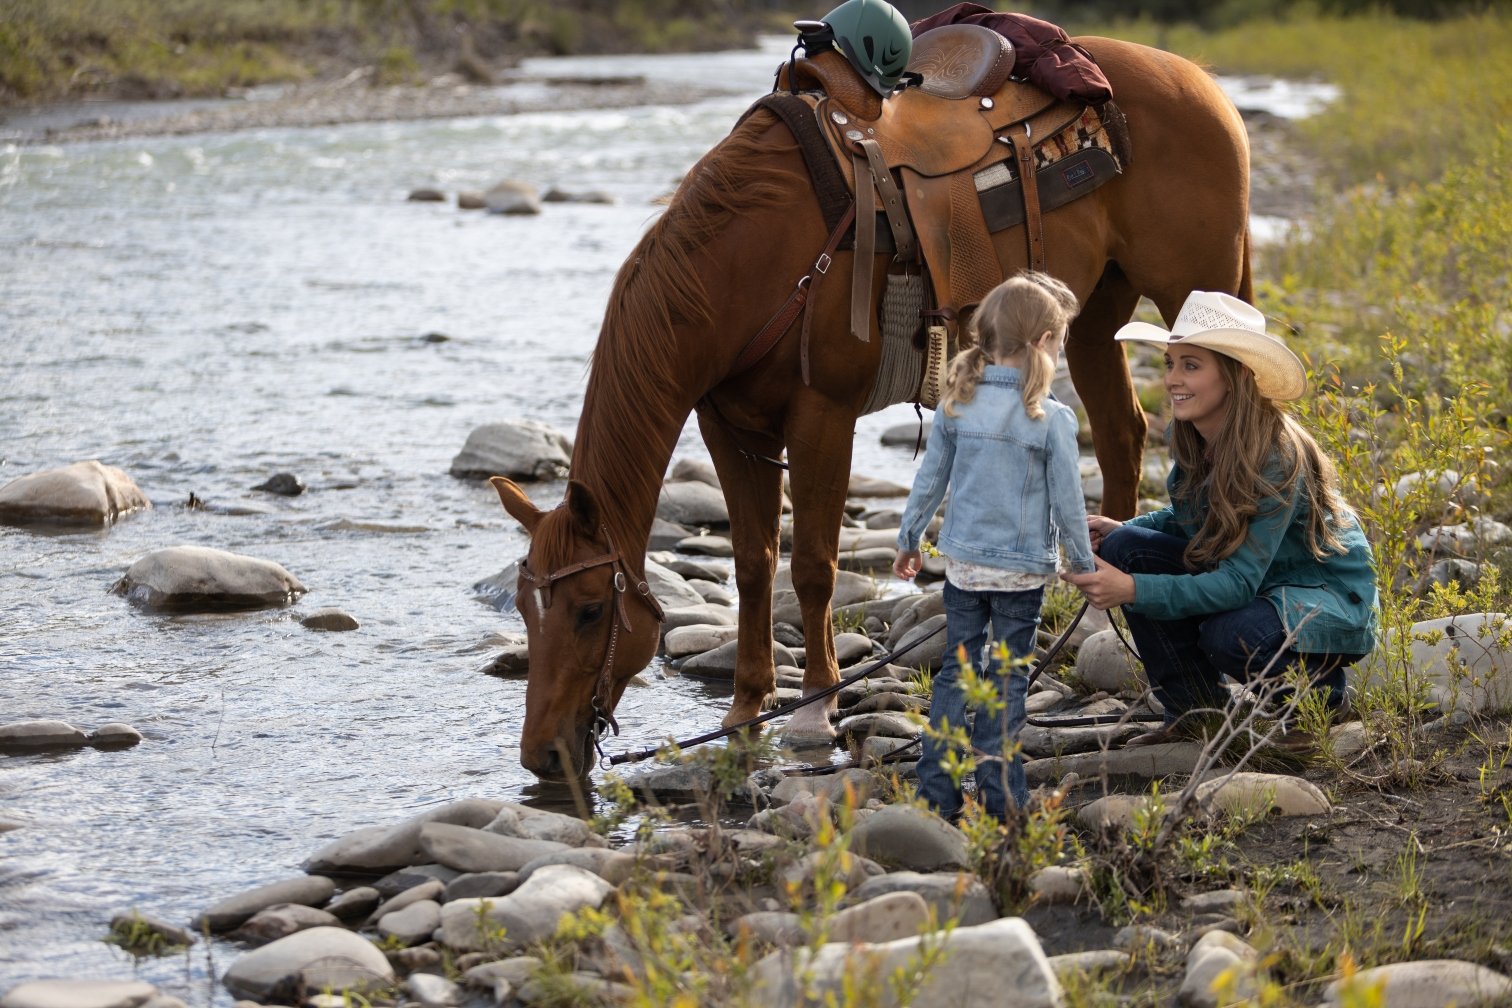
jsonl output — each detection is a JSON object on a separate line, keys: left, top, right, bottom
{"left": 752, "top": 22, "right": 1126, "bottom": 407}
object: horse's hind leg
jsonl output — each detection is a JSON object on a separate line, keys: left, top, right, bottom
{"left": 697, "top": 410, "right": 784, "bottom": 728}
{"left": 1068, "top": 265, "right": 1145, "bottom": 520}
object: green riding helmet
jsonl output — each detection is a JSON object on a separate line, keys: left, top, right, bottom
{"left": 821, "top": 0, "right": 913, "bottom": 96}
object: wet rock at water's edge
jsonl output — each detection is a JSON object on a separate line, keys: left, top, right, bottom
{"left": 0, "top": 460, "right": 150, "bottom": 526}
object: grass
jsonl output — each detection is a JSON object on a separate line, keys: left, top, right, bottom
{"left": 0, "top": 0, "right": 775, "bottom": 102}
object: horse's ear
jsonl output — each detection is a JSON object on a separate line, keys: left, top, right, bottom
{"left": 564, "top": 479, "right": 599, "bottom": 536}
{"left": 490, "top": 476, "right": 543, "bottom": 535}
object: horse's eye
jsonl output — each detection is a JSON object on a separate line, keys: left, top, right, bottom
{"left": 575, "top": 603, "right": 604, "bottom": 629}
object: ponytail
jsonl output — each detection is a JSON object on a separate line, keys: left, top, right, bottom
{"left": 940, "top": 345, "right": 989, "bottom": 418}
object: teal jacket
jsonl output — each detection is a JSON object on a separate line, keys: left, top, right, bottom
{"left": 1126, "top": 461, "right": 1379, "bottom": 656}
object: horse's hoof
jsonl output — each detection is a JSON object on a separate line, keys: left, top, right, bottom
{"left": 780, "top": 707, "right": 837, "bottom": 745}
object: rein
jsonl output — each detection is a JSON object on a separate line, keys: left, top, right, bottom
{"left": 519, "top": 525, "right": 664, "bottom": 745}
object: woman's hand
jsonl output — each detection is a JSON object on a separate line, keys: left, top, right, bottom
{"left": 1060, "top": 555, "right": 1136, "bottom": 610}
{"left": 1086, "top": 515, "right": 1123, "bottom": 553}
{"left": 893, "top": 549, "right": 922, "bottom": 581}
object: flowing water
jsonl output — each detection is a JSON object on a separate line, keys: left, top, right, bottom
{"left": 0, "top": 38, "right": 1331, "bottom": 998}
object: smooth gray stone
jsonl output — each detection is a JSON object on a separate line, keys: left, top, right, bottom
{"left": 484, "top": 805, "right": 605, "bottom": 848}
{"left": 300, "top": 608, "right": 359, "bottom": 631}
{"left": 482, "top": 179, "right": 541, "bottom": 214}
{"left": 377, "top": 899, "right": 442, "bottom": 947}
{"left": 449, "top": 419, "right": 568, "bottom": 480}
{"left": 836, "top": 710, "right": 921, "bottom": 743}
{"left": 439, "top": 865, "right": 614, "bottom": 953}
{"left": 323, "top": 886, "right": 380, "bottom": 922}
{"left": 112, "top": 545, "right": 305, "bottom": 611}
{"left": 1323, "top": 960, "right": 1512, "bottom": 1007}
{"left": 405, "top": 972, "right": 465, "bottom": 1008}
{"left": 302, "top": 798, "right": 504, "bottom": 875}
{"left": 220, "top": 926, "right": 394, "bottom": 1002}
{"left": 680, "top": 638, "right": 796, "bottom": 680}
{"left": 660, "top": 603, "right": 738, "bottom": 632}
{"left": 0, "top": 460, "right": 150, "bottom": 526}
{"left": 887, "top": 613, "right": 949, "bottom": 671}
{"left": 192, "top": 875, "right": 336, "bottom": 933}
{"left": 0, "top": 720, "right": 88, "bottom": 751}
{"left": 644, "top": 557, "right": 706, "bottom": 609}
{"left": 668, "top": 458, "right": 720, "bottom": 487}
{"left": 418, "top": 823, "right": 570, "bottom": 873}
{"left": 444, "top": 871, "right": 519, "bottom": 901}
{"left": 656, "top": 480, "right": 728, "bottom": 526}
{"left": 517, "top": 848, "right": 637, "bottom": 886}
{"left": 370, "top": 878, "right": 444, "bottom": 921}
{"left": 849, "top": 805, "right": 969, "bottom": 872}
{"left": 848, "top": 871, "right": 998, "bottom": 927}
{"left": 88, "top": 723, "right": 143, "bottom": 748}
{"left": 0, "top": 981, "right": 158, "bottom": 1008}
{"left": 109, "top": 910, "right": 195, "bottom": 949}
{"left": 232, "top": 903, "right": 340, "bottom": 946}
{"left": 373, "top": 863, "right": 460, "bottom": 899}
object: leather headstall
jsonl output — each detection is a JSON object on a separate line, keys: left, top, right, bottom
{"left": 518, "top": 525, "right": 664, "bottom": 745}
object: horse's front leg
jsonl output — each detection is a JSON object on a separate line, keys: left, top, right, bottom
{"left": 779, "top": 388, "right": 858, "bottom": 743}
{"left": 697, "top": 409, "right": 785, "bottom": 727}
{"left": 1067, "top": 270, "right": 1145, "bottom": 520}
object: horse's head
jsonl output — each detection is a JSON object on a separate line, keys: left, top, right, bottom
{"left": 490, "top": 476, "right": 663, "bottom": 780}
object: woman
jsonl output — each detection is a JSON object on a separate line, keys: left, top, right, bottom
{"left": 1061, "top": 291, "right": 1378, "bottom": 746}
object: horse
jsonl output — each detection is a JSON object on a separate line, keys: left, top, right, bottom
{"left": 491, "top": 35, "right": 1252, "bottom": 779}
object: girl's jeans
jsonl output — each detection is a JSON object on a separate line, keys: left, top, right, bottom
{"left": 1099, "top": 525, "right": 1362, "bottom": 721}
{"left": 918, "top": 580, "right": 1042, "bottom": 820}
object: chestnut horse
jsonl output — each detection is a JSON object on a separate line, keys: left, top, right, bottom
{"left": 493, "top": 36, "right": 1252, "bottom": 779}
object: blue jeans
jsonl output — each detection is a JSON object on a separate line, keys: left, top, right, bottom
{"left": 1099, "top": 525, "right": 1361, "bottom": 721}
{"left": 918, "top": 581, "right": 1041, "bottom": 820}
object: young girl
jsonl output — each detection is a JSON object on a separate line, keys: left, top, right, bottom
{"left": 894, "top": 271, "right": 1096, "bottom": 821}
{"left": 1061, "top": 291, "right": 1378, "bottom": 746}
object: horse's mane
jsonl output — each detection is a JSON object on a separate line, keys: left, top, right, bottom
{"left": 540, "top": 107, "right": 802, "bottom": 573}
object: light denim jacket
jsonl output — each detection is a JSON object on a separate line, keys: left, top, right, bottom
{"left": 1127, "top": 459, "right": 1380, "bottom": 656}
{"left": 898, "top": 366, "right": 1096, "bottom": 575}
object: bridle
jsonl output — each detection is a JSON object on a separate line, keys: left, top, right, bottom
{"left": 516, "top": 525, "right": 664, "bottom": 758}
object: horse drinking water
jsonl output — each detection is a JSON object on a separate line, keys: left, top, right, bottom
{"left": 492, "top": 17, "right": 1253, "bottom": 779}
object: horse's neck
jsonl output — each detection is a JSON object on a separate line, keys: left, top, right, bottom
{"left": 570, "top": 370, "right": 690, "bottom": 568}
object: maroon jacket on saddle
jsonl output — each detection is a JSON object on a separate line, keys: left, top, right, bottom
{"left": 910, "top": 2, "right": 1113, "bottom": 105}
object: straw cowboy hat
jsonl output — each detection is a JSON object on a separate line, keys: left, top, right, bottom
{"left": 1115, "top": 291, "right": 1308, "bottom": 401}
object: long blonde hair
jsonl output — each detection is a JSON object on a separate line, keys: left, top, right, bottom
{"left": 941, "top": 271, "right": 1079, "bottom": 420}
{"left": 1174, "top": 354, "right": 1349, "bottom": 569}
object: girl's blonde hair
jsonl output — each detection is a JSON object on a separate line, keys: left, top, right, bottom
{"left": 1173, "top": 353, "right": 1349, "bottom": 569}
{"left": 941, "top": 270, "right": 1079, "bottom": 420}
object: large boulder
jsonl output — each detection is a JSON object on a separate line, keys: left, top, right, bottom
{"left": 449, "top": 420, "right": 571, "bottom": 481}
{"left": 0, "top": 460, "right": 150, "bottom": 526}
{"left": 111, "top": 545, "right": 305, "bottom": 612}
{"left": 1358, "top": 613, "right": 1512, "bottom": 715}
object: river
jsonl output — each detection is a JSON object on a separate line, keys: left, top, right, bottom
{"left": 0, "top": 37, "right": 1332, "bottom": 999}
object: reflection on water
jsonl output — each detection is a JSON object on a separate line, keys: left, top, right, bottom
{"left": 0, "top": 37, "right": 1330, "bottom": 996}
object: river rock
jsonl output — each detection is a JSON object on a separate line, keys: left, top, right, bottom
{"left": 483, "top": 180, "right": 542, "bottom": 215}
{"left": 1325, "top": 959, "right": 1512, "bottom": 1006}
{"left": 0, "top": 460, "right": 150, "bottom": 526}
{"left": 881, "top": 420, "right": 930, "bottom": 446}
{"left": 1364, "top": 613, "right": 1512, "bottom": 715}
{"left": 88, "top": 723, "right": 143, "bottom": 747}
{"left": 233, "top": 903, "right": 341, "bottom": 945}
{"left": 192, "top": 875, "right": 336, "bottom": 933}
{"left": 0, "top": 981, "right": 160, "bottom": 1008}
{"left": 518, "top": 847, "right": 638, "bottom": 886}
{"left": 449, "top": 419, "right": 571, "bottom": 480}
{"left": 750, "top": 916, "right": 1060, "bottom": 1008}
{"left": 370, "top": 878, "right": 444, "bottom": 921}
{"left": 770, "top": 767, "right": 876, "bottom": 807}
{"left": 849, "top": 804, "right": 969, "bottom": 872}
{"left": 543, "top": 186, "right": 616, "bottom": 204}
{"left": 220, "top": 926, "right": 394, "bottom": 1002}
{"left": 372, "top": 863, "right": 460, "bottom": 898}
{"left": 300, "top": 608, "right": 359, "bottom": 631}
{"left": 1027, "top": 865, "right": 1088, "bottom": 904}
{"left": 887, "top": 592, "right": 947, "bottom": 649}
{"left": 1193, "top": 772, "right": 1330, "bottom": 820}
{"left": 1075, "top": 794, "right": 1167, "bottom": 833}
{"left": 679, "top": 638, "right": 796, "bottom": 680}
{"left": 848, "top": 870, "right": 998, "bottom": 927}
{"left": 109, "top": 910, "right": 195, "bottom": 950}
{"left": 661, "top": 603, "right": 738, "bottom": 632}
{"left": 1180, "top": 931, "right": 1265, "bottom": 1008}
{"left": 692, "top": 580, "right": 731, "bottom": 604}
{"left": 884, "top": 613, "right": 949, "bottom": 671}
{"left": 323, "top": 886, "right": 381, "bottom": 922}
{"left": 251, "top": 472, "right": 305, "bottom": 496}
{"left": 1073, "top": 629, "right": 1145, "bottom": 694}
{"left": 406, "top": 972, "right": 465, "bottom": 1008}
{"left": 439, "top": 864, "right": 615, "bottom": 953}
{"left": 445, "top": 871, "right": 519, "bottom": 900}
{"left": 656, "top": 480, "right": 728, "bottom": 525}
{"left": 669, "top": 457, "right": 720, "bottom": 487}
{"left": 664, "top": 623, "right": 740, "bottom": 658}
{"left": 1023, "top": 741, "right": 1205, "bottom": 785}
{"left": 112, "top": 545, "right": 305, "bottom": 612}
{"left": 847, "top": 473, "right": 910, "bottom": 497}
{"left": 0, "top": 720, "right": 88, "bottom": 751}
{"left": 457, "top": 191, "right": 485, "bottom": 210}
{"left": 418, "top": 822, "right": 570, "bottom": 873}
{"left": 644, "top": 558, "right": 706, "bottom": 608}
{"left": 618, "top": 761, "right": 716, "bottom": 802}
{"left": 484, "top": 804, "right": 605, "bottom": 848}
{"left": 676, "top": 533, "right": 734, "bottom": 556}
{"left": 302, "top": 798, "right": 504, "bottom": 874}
{"left": 377, "top": 899, "right": 442, "bottom": 946}
{"left": 407, "top": 188, "right": 446, "bottom": 202}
